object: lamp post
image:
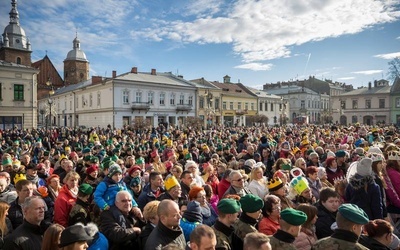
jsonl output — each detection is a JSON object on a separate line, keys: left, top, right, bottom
{"left": 46, "top": 78, "right": 55, "bottom": 128}
{"left": 204, "top": 89, "right": 214, "bottom": 129}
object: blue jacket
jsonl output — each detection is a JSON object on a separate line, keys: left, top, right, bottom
{"left": 180, "top": 218, "right": 200, "bottom": 242}
{"left": 94, "top": 176, "right": 137, "bottom": 210}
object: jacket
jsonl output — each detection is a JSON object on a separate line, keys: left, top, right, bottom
{"left": 326, "top": 167, "right": 344, "bottom": 185}
{"left": 385, "top": 168, "right": 400, "bottom": 208}
{"left": 258, "top": 216, "right": 280, "bottom": 236}
{"left": 139, "top": 223, "right": 155, "bottom": 250}
{"left": 212, "top": 219, "right": 234, "bottom": 250}
{"left": 223, "top": 185, "right": 251, "bottom": 198}
{"left": 3, "top": 220, "right": 45, "bottom": 250}
{"left": 180, "top": 218, "right": 201, "bottom": 242}
{"left": 218, "top": 179, "right": 231, "bottom": 200}
{"left": 312, "top": 229, "right": 368, "bottom": 250}
{"left": 315, "top": 201, "right": 336, "bottom": 239}
{"left": 54, "top": 185, "right": 77, "bottom": 227}
{"left": 232, "top": 213, "right": 258, "bottom": 250}
{"left": 269, "top": 229, "right": 297, "bottom": 250}
{"left": 68, "top": 198, "right": 91, "bottom": 226}
{"left": 144, "top": 221, "right": 186, "bottom": 250}
{"left": 293, "top": 227, "right": 317, "bottom": 250}
{"left": 137, "top": 183, "right": 163, "bottom": 210}
{"left": 358, "top": 235, "right": 390, "bottom": 250}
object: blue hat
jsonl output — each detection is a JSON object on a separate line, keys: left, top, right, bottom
{"left": 82, "top": 147, "right": 91, "bottom": 154}
{"left": 335, "top": 150, "right": 346, "bottom": 158}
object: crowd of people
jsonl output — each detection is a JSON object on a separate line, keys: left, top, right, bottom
{"left": 0, "top": 123, "right": 399, "bottom": 250}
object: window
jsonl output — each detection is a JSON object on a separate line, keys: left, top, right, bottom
{"left": 259, "top": 102, "right": 263, "bottom": 111}
{"left": 97, "top": 92, "right": 101, "bottom": 106}
{"left": 230, "top": 102, "right": 234, "bottom": 110}
{"left": 81, "top": 96, "right": 84, "bottom": 108}
{"left": 70, "top": 100, "right": 72, "bottom": 110}
{"left": 238, "top": 102, "right": 242, "bottom": 110}
{"left": 365, "top": 100, "right": 371, "bottom": 109}
{"left": 352, "top": 100, "right": 357, "bottom": 109}
{"left": 199, "top": 97, "right": 204, "bottom": 109}
{"left": 245, "top": 103, "right": 249, "bottom": 110}
{"left": 271, "top": 103, "right": 274, "bottom": 111}
{"left": 89, "top": 94, "right": 93, "bottom": 107}
{"left": 170, "top": 93, "right": 175, "bottom": 105}
{"left": 136, "top": 92, "right": 142, "bottom": 103}
{"left": 251, "top": 103, "right": 254, "bottom": 110}
{"left": 0, "top": 83, "right": 2, "bottom": 100}
{"left": 341, "top": 100, "right": 346, "bottom": 109}
{"left": 396, "top": 97, "right": 400, "bottom": 108}
{"left": 265, "top": 102, "right": 268, "bottom": 111}
{"left": 123, "top": 90, "right": 129, "bottom": 104}
{"left": 160, "top": 93, "right": 165, "bottom": 105}
{"left": 179, "top": 94, "right": 184, "bottom": 105}
{"left": 379, "top": 99, "right": 385, "bottom": 108}
{"left": 188, "top": 96, "right": 193, "bottom": 105}
{"left": 352, "top": 115, "right": 358, "bottom": 123}
{"left": 148, "top": 92, "right": 154, "bottom": 105}
{"left": 14, "top": 84, "right": 24, "bottom": 101}
{"left": 222, "top": 101, "right": 227, "bottom": 110}
{"left": 301, "top": 100, "right": 305, "bottom": 109}
{"left": 215, "top": 98, "right": 220, "bottom": 109}
{"left": 16, "top": 57, "right": 21, "bottom": 64}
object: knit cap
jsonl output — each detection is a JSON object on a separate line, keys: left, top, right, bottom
{"left": 108, "top": 163, "right": 122, "bottom": 177}
{"left": 183, "top": 201, "right": 203, "bottom": 223}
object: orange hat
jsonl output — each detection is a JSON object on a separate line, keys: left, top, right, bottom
{"left": 36, "top": 186, "right": 49, "bottom": 198}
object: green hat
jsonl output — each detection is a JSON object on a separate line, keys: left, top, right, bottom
{"left": 338, "top": 203, "right": 369, "bottom": 225}
{"left": 112, "top": 148, "right": 120, "bottom": 153}
{"left": 2, "top": 157, "right": 12, "bottom": 166}
{"left": 223, "top": 145, "right": 230, "bottom": 150}
{"left": 216, "top": 144, "right": 223, "bottom": 151}
{"left": 102, "top": 160, "right": 115, "bottom": 170}
{"left": 108, "top": 163, "right": 122, "bottom": 177}
{"left": 136, "top": 157, "right": 144, "bottom": 164}
{"left": 217, "top": 198, "right": 241, "bottom": 214}
{"left": 75, "top": 147, "right": 82, "bottom": 152}
{"left": 83, "top": 155, "right": 91, "bottom": 162}
{"left": 240, "top": 194, "right": 264, "bottom": 213}
{"left": 78, "top": 183, "right": 93, "bottom": 195}
{"left": 110, "top": 155, "right": 118, "bottom": 162}
{"left": 43, "top": 151, "right": 50, "bottom": 156}
{"left": 82, "top": 147, "right": 91, "bottom": 154}
{"left": 90, "top": 156, "right": 99, "bottom": 164}
{"left": 280, "top": 208, "right": 307, "bottom": 226}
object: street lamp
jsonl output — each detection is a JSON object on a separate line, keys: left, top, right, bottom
{"left": 46, "top": 78, "right": 54, "bottom": 128}
{"left": 280, "top": 97, "right": 287, "bottom": 126}
{"left": 203, "top": 89, "right": 214, "bottom": 128}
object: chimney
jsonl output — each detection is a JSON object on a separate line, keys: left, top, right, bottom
{"left": 177, "top": 75, "right": 183, "bottom": 78}
{"left": 91, "top": 76, "right": 102, "bottom": 84}
{"left": 368, "top": 81, "right": 371, "bottom": 90}
{"left": 112, "top": 70, "right": 117, "bottom": 78}
{"left": 131, "top": 67, "right": 138, "bottom": 74}
{"left": 151, "top": 69, "right": 156, "bottom": 75}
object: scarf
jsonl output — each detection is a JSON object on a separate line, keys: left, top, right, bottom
{"left": 26, "top": 174, "right": 39, "bottom": 185}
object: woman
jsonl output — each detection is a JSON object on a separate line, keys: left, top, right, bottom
{"left": 295, "top": 158, "right": 307, "bottom": 173}
{"left": 384, "top": 151, "right": 400, "bottom": 212}
{"left": 42, "top": 223, "right": 65, "bottom": 250}
{"left": 258, "top": 195, "right": 281, "bottom": 236}
{"left": 325, "top": 156, "right": 344, "bottom": 185}
{"left": 317, "top": 167, "right": 334, "bottom": 189}
{"left": 59, "top": 224, "right": 93, "bottom": 250}
{"left": 54, "top": 171, "right": 80, "bottom": 227}
{"left": 150, "top": 153, "right": 166, "bottom": 175}
{"left": 47, "top": 174, "right": 62, "bottom": 203}
{"left": 359, "top": 219, "right": 394, "bottom": 250}
{"left": 140, "top": 200, "right": 160, "bottom": 249}
{"left": 305, "top": 166, "right": 322, "bottom": 201}
{"left": 294, "top": 204, "right": 318, "bottom": 250}
{"left": 248, "top": 165, "right": 269, "bottom": 200}
{"left": 201, "top": 163, "right": 219, "bottom": 196}
{"left": 0, "top": 201, "right": 12, "bottom": 249}
{"left": 170, "top": 164, "right": 183, "bottom": 180}
{"left": 203, "top": 184, "right": 218, "bottom": 214}
{"left": 370, "top": 153, "right": 388, "bottom": 220}
{"left": 189, "top": 186, "right": 218, "bottom": 226}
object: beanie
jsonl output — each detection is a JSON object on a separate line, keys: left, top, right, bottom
{"left": 108, "top": 164, "right": 122, "bottom": 177}
{"left": 183, "top": 201, "right": 203, "bottom": 223}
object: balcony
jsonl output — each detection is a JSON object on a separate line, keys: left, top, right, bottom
{"left": 236, "top": 109, "right": 248, "bottom": 115}
{"left": 176, "top": 104, "right": 193, "bottom": 113}
{"left": 131, "top": 102, "right": 150, "bottom": 113}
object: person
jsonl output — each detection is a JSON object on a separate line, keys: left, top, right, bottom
{"left": 58, "top": 224, "right": 93, "bottom": 250}
{"left": 269, "top": 208, "right": 308, "bottom": 250}
{"left": 4, "top": 196, "right": 47, "bottom": 250}
{"left": 54, "top": 171, "right": 80, "bottom": 227}
{"left": 325, "top": 156, "right": 344, "bottom": 185}
{"left": 138, "top": 172, "right": 164, "bottom": 210}
{"left": 189, "top": 186, "right": 218, "bottom": 226}
{"left": 180, "top": 200, "right": 202, "bottom": 242}
{"left": 144, "top": 199, "right": 186, "bottom": 250}
{"left": 243, "top": 232, "right": 271, "bottom": 250}
{"left": 312, "top": 203, "right": 370, "bottom": 250}
{"left": 180, "top": 170, "right": 194, "bottom": 201}
{"left": 157, "top": 175, "right": 183, "bottom": 204}
{"left": 77, "top": 222, "right": 109, "bottom": 250}
{"left": 359, "top": 219, "right": 395, "bottom": 250}
{"left": 247, "top": 166, "right": 268, "bottom": 199}
{"left": 68, "top": 183, "right": 93, "bottom": 226}
{"left": 293, "top": 204, "right": 318, "bottom": 250}
{"left": 188, "top": 225, "right": 217, "bottom": 250}
{"left": 218, "top": 170, "right": 232, "bottom": 200}
{"left": 46, "top": 174, "right": 61, "bottom": 203}
{"left": 223, "top": 170, "right": 251, "bottom": 197}
{"left": 212, "top": 198, "right": 241, "bottom": 250}
{"left": 140, "top": 200, "right": 160, "bottom": 249}
{"left": 185, "top": 161, "right": 205, "bottom": 187}
{"left": 100, "top": 190, "right": 141, "bottom": 250}
{"left": 305, "top": 166, "right": 322, "bottom": 200}
{"left": 0, "top": 201, "right": 12, "bottom": 248}
{"left": 290, "top": 176, "right": 314, "bottom": 207}
{"left": 232, "top": 194, "right": 264, "bottom": 250}
{"left": 317, "top": 167, "right": 334, "bottom": 189}
{"left": 315, "top": 187, "right": 340, "bottom": 239}
{"left": 8, "top": 179, "right": 35, "bottom": 230}
{"left": 41, "top": 223, "right": 65, "bottom": 250}
{"left": 267, "top": 177, "right": 293, "bottom": 210}
{"left": 258, "top": 194, "right": 281, "bottom": 236}
{"left": 0, "top": 177, "right": 17, "bottom": 203}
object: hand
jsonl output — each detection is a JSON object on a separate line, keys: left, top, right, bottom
{"left": 132, "top": 207, "right": 143, "bottom": 220}
{"left": 103, "top": 205, "right": 110, "bottom": 211}
{"left": 132, "top": 227, "right": 141, "bottom": 235}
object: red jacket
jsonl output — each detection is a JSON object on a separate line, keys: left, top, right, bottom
{"left": 54, "top": 185, "right": 77, "bottom": 227}
{"left": 217, "top": 178, "right": 231, "bottom": 200}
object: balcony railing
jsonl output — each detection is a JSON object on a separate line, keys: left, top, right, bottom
{"left": 131, "top": 102, "right": 150, "bottom": 113}
{"left": 176, "top": 104, "right": 193, "bottom": 113}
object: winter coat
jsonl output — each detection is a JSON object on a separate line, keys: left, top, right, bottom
{"left": 326, "top": 167, "right": 344, "bottom": 185}
{"left": 247, "top": 179, "right": 268, "bottom": 200}
{"left": 201, "top": 203, "right": 218, "bottom": 227}
{"left": 144, "top": 221, "right": 186, "bottom": 250}
{"left": 315, "top": 201, "right": 337, "bottom": 239}
{"left": 0, "top": 188, "right": 17, "bottom": 204}
{"left": 54, "top": 185, "right": 77, "bottom": 227}
{"left": 3, "top": 220, "right": 45, "bottom": 250}
{"left": 137, "top": 183, "right": 163, "bottom": 210}
{"left": 313, "top": 229, "right": 369, "bottom": 250}
{"left": 258, "top": 216, "right": 280, "bottom": 236}
{"left": 180, "top": 218, "right": 201, "bottom": 242}
{"left": 293, "top": 227, "right": 317, "bottom": 250}
{"left": 306, "top": 178, "right": 322, "bottom": 201}
{"left": 358, "top": 235, "right": 390, "bottom": 250}
{"left": 385, "top": 168, "right": 400, "bottom": 208}
{"left": 218, "top": 178, "right": 231, "bottom": 200}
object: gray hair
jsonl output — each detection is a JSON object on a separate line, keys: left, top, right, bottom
{"left": 22, "top": 196, "right": 47, "bottom": 211}
{"left": 229, "top": 170, "right": 241, "bottom": 180}
{"left": 115, "top": 190, "right": 132, "bottom": 202}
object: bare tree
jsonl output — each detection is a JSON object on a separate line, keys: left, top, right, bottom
{"left": 388, "top": 57, "right": 400, "bottom": 81}
{"left": 185, "top": 117, "right": 203, "bottom": 130}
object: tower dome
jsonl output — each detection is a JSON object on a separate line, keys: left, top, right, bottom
{"left": 2, "top": 0, "right": 30, "bottom": 51}
{"left": 65, "top": 34, "right": 88, "bottom": 62}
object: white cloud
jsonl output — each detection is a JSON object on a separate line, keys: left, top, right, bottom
{"left": 352, "top": 70, "right": 383, "bottom": 75}
{"left": 374, "top": 52, "right": 400, "bottom": 59}
{"left": 235, "top": 63, "right": 273, "bottom": 71}
{"left": 338, "top": 77, "right": 356, "bottom": 80}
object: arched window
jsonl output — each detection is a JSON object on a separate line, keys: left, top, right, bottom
{"left": 16, "top": 57, "right": 21, "bottom": 64}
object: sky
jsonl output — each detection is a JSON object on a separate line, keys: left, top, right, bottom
{"left": 1, "top": 0, "right": 400, "bottom": 89}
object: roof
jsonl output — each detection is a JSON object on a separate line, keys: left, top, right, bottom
{"left": 0, "top": 60, "right": 37, "bottom": 70}
{"left": 116, "top": 72, "right": 197, "bottom": 88}
{"left": 53, "top": 78, "right": 93, "bottom": 96}
{"left": 390, "top": 77, "right": 400, "bottom": 94}
{"left": 340, "top": 85, "right": 391, "bottom": 96}
{"left": 245, "top": 86, "right": 281, "bottom": 99}
{"left": 190, "top": 78, "right": 220, "bottom": 90}
{"left": 263, "top": 85, "right": 318, "bottom": 95}
{"left": 210, "top": 81, "right": 254, "bottom": 98}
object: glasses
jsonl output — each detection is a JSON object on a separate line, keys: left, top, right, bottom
{"left": 233, "top": 178, "right": 243, "bottom": 182}
{"left": 120, "top": 199, "right": 132, "bottom": 203}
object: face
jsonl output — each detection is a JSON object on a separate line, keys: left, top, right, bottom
{"left": 308, "top": 172, "right": 318, "bottom": 181}
{"left": 172, "top": 169, "right": 182, "bottom": 179}
{"left": 111, "top": 173, "right": 122, "bottom": 183}
{"left": 182, "top": 173, "right": 194, "bottom": 186}
{"left": 24, "top": 198, "right": 46, "bottom": 224}
{"left": 67, "top": 177, "right": 79, "bottom": 189}
{"left": 228, "top": 212, "right": 240, "bottom": 225}
{"left": 331, "top": 160, "right": 338, "bottom": 168}
{"left": 170, "top": 185, "right": 182, "bottom": 199}
{"left": 72, "top": 241, "right": 89, "bottom": 250}
{"left": 89, "top": 170, "right": 98, "bottom": 179}
{"left": 322, "top": 197, "right": 340, "bottom": 213}
{"left": 152, "top": 174, "right": 164, "bottom": 188}
{"left": 49, "top": 178, "right": 60, "bottom": 189}
{"left": 191, "top": 236, "right": 217, "bottom": 250}
{"left": 195, "top": 190, "right": 207, "bottom": 205}
{"left": 231, "top": 173, "right": 244, "bottom": 188}
{"left": 26, "top": 168, "right": 37, "bottom": 177}
{"left": 187, "top": 165, "right": 197, "bottom": 174}
{"left": 18, "top": 183, "right": 34, "bottom": 201}
{"left": 162, "top": 202, "right": 182, "bottom": 228}
{"left": 115, "top": 193, "right": 133, "bottom": 214}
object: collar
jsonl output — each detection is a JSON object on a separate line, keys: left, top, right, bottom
{"left": 273, "top": 229, "right": 295, "bottom": 243}
{"left": 331, "top": 229, "right": 359, "bottom": 243}
{"left": 240, "top": 212, "right": 258, "bottom": 226}
{"left": 157, "top": 221, "right": 183, "bottom": 238}
{"left": 214, "top": 219, "right": 234, "bottom": 237}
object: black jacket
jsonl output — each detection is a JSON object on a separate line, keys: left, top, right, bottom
{"left": 315, "top": 201, "right": 337, "bottom": 239}
{"left": 144, "top": 221, "right": 186, "bottom": 250}
{"left": 3, "top": 220, "right": 45, "bottom": 250}
{"left": 359, "top": 235, "right": 390, "bottom": 250}
{"left": 139, "top": 223, "right": 155, "bottom": 249}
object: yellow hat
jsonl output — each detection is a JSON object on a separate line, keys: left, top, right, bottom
{"left": 292, "top": 147, "right": 301, "bottom": 154}
{"left": 167, "top": 139, "right": 173, "bottom": 147}
{"left": 12, "top": 159, "right": 21, "bottom": 168}
{"left": 14, "top": 173, "right": 26, "bottom": 185}
{"left": 164, "top": 176, "right": 180, "bottom": 191}
{"left": 290, "top": 176, "right": 310, "bottom": 195}
{"left": 267, "top": 177, "right": 284, "bottom": 192}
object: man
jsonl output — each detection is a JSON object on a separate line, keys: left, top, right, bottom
{"left": 189, "top": 225, "right": 217, "bottom": 250}
{"left": 232, "top": 194, "right": 264, "bottom": 250}
{"left": 243, "top": 232, "right": 271, "bottom": 250}
{"left": 145, "top": 199, "right": 186, "bottom": 250}
{"left": 180, "top": 170, "right": 194, "bottom": 201}
{"left": 315, "top": 187, "right": 341, "bottom": 239}
{"left": 8, "top": 180, "right": 34, "bottom": 229}
{"left": 269, "top": 208, "right": 307, "bottom": 250}
{"left": 218, "top": 169, "right": 232, "bottom": 200}
{"left": 4, "top": 196, "right": 47, "bottom": 250}
{"left": 157, "top": 175, "right": 183, "bottom": 204}
{"left": 100, "top": 190, "right": 142, "bottom": 250}
{"left": 138, "top": 171, "right": 164, "bottom": 210}
{"left": 212, "top": 198, "right": 241, "bottom": 250}
{"left": 223, "top": 170, "right": 251, "bottom": 197}
{"left": 312, "top": 203, "right": 369, "bottom": 250}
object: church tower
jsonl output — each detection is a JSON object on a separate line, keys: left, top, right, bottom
{"left": 0, "top": 0, "right": 32, "bottom": 66}
{"left": 63, "top": 34, "right": 89, "bottom": 84}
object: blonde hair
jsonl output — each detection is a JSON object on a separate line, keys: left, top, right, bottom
{"left": 250, "top": 166, "right": 264, "bottom": 181}
{"left": 0, "top": 201, "right": 10, "bottom": 238}
{"left": 63, "top": 171, "right": 80, "bottom": 184}
{"left": 143, "top": 200, "right": 160, "bottom": 221}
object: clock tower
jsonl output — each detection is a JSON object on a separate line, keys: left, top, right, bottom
{"left": 63, "top": 34, "right": 89, "bottom": 85}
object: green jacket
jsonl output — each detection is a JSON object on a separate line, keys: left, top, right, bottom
{"left": 312, "top": 229, "right": 369, "bottom": 250}
{"left": 269, "top": 229, "right": 297, "bottom": 250}
{"left": 212, "top": 220, "right": 234, "bottom": 250}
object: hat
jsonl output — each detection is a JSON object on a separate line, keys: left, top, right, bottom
{"left": 280, "top": 208, "right": 308, "bottom": 226}
{"left": 43, "top": 151, "right": 50, "bottom": 156}
{"left": 292, "top": 147, "right": 301, "bottom": 154}
{"left": 290, "top": 176, "right": 310, "bottom": 195}
{"left": 86, "top": 164, "right": 98, "bottom": 175}
{"left": 130, "top": 176, "right": 141, "bottom": 187}
{"left": 338, "top": 203, "right": 369, "bottom": 225}
{"left": 128, "top": 165, "right": 142, "bottom": 176}
{"left": 354, "top": 147, "right": 365, "bottom": 156}
{"left": 267, "top": 177, "right": 284, "bottom": 192}
{"left": 327, "top": 151, "right": 336, "bottom": 158}
{"left": 136, "top": 157, "right": 145, "bottom": 164}
{"left": 150, "top": 150, "right": 158, "bottom": 158}
{"left": 164, "top": 176, "right": 179, "bottom": 191}
{"left": 2, "top": 157, "right": 12, "bottom": 166}
{"left": 367, "top": 146, "right": 383, "bottom": 155}
{"left": 335, "top": 150, "right": 346, "bottom": 158}
{"left": 217, "top": 198, "right": 241, "bottom": 214}
{"left": 79, "top": 183, "right": 93, "bottom": 195}
{"left": 46, "top": 174, "right": 60, "bottom": 185}
{"left": 108, "top": 163, "right": 122, "bottom": 177}
{"left": 36, "top": 186, "right": 49, "bottom": 198}
{"left": 356, "top": 157, "right": 373, "bottom": 177}
{"left": 183, "top": 201, "right": 203, "bottom": 223}
{"left": 25, "top": 163, "right": 39, "bottom": 170}
{"left": 12, "top": 159, "right": 21, "bottom": 168}
{"left": 369, "top": 153, "right": 384, "bottom": 162}
{"left": 240, "top": 194, "right": 264, "bottom": 213}
{"left": 82, "top": 147, "right": 91, "bottom": 154}
{"left": 13, "top": 173, "right": 26, "bottom": 185}
{"left": 69, "top": 151, "right": 77, "bottom": 159}
{"left": 59, "top": 224, "right": 93, "bottom": 247}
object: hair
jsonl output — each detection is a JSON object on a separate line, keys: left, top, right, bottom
{"left": 149, "top": 171, "right": 162, "bottom": 181}
{"left": 157, "top": 199, "right": 177, "bottom": 217}
{"left": 63, "top": 171, "right": 80, "bottom": 184}
{"left": 15, "top": 179, "right": 32, "bottom": 192}
{"left": 0, "top": 201, "right": 10, "bottom": 238}
{"left": 243, "top": 232, "right": 270, "bottom": 250}
{"left": 22, "top": 195, "right": 45, "bottom": 210}
{"left": 203, "top": 184, "right": 213, "bottom": 198}
{"left": 325, "top": 156, "right": 336, "bottom": 168}
{"left": 371, "top": 160, "right": 387, "bottom": 189}
{"left": 189, "top": 186, "right": 205, "bottom": 201}
{"left": 115, "top": 190, "right": 132, "bottom": 203}
{"left": 364, "top": 219, "right": 393, "bottom": 238}
{"left": 250, "top": 166, "right": 263, "bottom": 181}
{"left": 386, "top": 159, "right": 400, "bottom": 172}
{"left": 296, "top": 203, "right": 318, "bottom": 229}
{"left": 273, "top": 158, "right": 291, "bottom": 172}
{"left": 262, "top": 195, "right": 280, "bottom": 218}
{"left": 143, "top": 200, "right": 160, "bottom": 221}
{"left": 172, "top": 165, "right": 183, "bottom": 174}
{"left": 42, "top": 223, "right": 65, "bottom": 250}
{"left": 319, "top": 187, "right": 340, "bottom": 203}
{"left": 336, "top": 211, "right": 355, "bottom": 230}
{"left": 190, "top": 225, "right": 216, "bottom": 247}
{"left": 223, "top": 169, "right": 233, "bottom": 179}
{"left": 161, "top": 243, "right": 183, "bottom": 250}
{"left": 295, "top": 158, "right": 306, "bottom": 169}
{"left": 229, "top": 170, "right": 241, "bottom": 180}
{"left": 180, "top": 170, "right": 192, "bottom": 180}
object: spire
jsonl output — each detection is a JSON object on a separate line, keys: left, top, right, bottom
{"left": 9, "top": 0, "right": 19, "bottom": 25}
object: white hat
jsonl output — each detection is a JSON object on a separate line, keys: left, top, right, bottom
{"left": 367, "top": 146, "right": 383, "bottom": 155}
{"left": 356, "top": 158, "right": 373, "bottom": 177}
